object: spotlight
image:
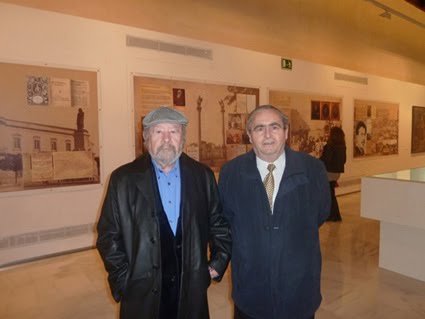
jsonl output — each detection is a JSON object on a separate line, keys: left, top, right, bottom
{"left": 379, "top": 11, "right": 391, "bottom": 19}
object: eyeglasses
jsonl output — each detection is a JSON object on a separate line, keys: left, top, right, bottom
{"left": 251, "top": 123, "right": 285, "bottom": 135}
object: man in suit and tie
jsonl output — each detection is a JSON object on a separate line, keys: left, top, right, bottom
{"left": 218, "top": 105, "right": 330, "bottom": 319}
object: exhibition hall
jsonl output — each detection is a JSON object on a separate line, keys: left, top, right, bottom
{"left": 0, "top": 1, "right": 424, "bottom": 318}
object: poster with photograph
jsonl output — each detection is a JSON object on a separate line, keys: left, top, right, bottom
{"left": 353, "top": 99, "right": 399, "bottom": 158}
{"left": 173, "top": 88, "right": 186, "bottom": 106}
{"left": 27, "top": 76, "right": 49, "bottom": 105}
{"left": 0, "top": 62, "right": 100, "bottom": 193}
{"left": 411, "top": 106, "right": 425, "bottom": 154}
{"left": 269, "top": 90, "right": 343, "bottom": 158}
{"left": 134, "top": 75, "right": 260, "bottom": 172}
{"left": 331, "top": 102, "right": 340, "bottom": 120}
{"left": 320, "top": 102, "right": 330, "bottom": 120}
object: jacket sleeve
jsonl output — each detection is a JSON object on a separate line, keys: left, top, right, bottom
{"left": 96, "top": 174, "right": 129, "bottom": 302}
{"left": 315, "top": 160, "right": 331, "bottom": 226}
{"left": 217, "top": 164, "right": 232, "bottom": 224}
{"left": 206, "top": 169, "right": 232, "bottom": 281}
{"left": 319, "top": 144, "right": 332, "bottom": 169}
{"left": 342, "top": 147, "right": 347, "bottom": 166}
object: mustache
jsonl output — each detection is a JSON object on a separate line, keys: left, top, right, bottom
{"left": 157, "top": 144, "right": 177, "bottom": 153}
{"left": 152, "top": 143, "right": 182, "bottom": 169}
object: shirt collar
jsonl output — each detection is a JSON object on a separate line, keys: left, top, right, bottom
{"left": 152, "top": 158, "right": 180, "bottom": 176}
{"left": 256, "top": 151, "right": 285, "bottom": 172}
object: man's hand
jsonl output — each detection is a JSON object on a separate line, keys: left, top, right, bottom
{"left": 209, "top": 266, "right": 219, "bottom": 279}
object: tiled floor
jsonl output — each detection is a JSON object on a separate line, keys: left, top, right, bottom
{"left": 1, "top": 192, "right": 425, "bottom": 318}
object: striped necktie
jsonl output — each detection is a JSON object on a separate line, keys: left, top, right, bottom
{"left": 263, "top": 163, "right": 276, "bottom": 211}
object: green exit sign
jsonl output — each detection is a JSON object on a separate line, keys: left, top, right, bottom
{"left": 281, "top": 58, "right": 293, "bottom": 70}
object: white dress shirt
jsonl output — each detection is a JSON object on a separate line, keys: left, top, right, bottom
{"left": 256, "top": 151, "right": 286, "bottom": 212}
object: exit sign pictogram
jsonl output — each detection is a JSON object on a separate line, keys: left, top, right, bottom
{"left": 281, "top": 58, "right": 293, "bottom": 70}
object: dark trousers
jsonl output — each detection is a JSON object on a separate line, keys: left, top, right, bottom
{"left": 327, "top": 181, "right": 342, "bottom": 221}
{"left": 234, "top": 304, "right": 315, "bottom": 319}
{"left": 158, "top": 275, "right": 179, "bottom": 319}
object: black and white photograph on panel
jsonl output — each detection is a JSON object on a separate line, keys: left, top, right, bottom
{"left": 411, "top": 106, "right": 425, "bottom": 154}
{"left": 0, "top": 62, "right": 100, "bottom": 193}
{"left": 353, "top": 99, "right": 399, "bottom": 158}
{"left": 133, "top": 75, "right": 260, "bottom": 172}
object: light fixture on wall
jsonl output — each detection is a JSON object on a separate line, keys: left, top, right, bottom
{"left": 379, "top": 10, "right": 391, "bottom": 20}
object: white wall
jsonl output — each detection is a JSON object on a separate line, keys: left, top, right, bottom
{"left": 1, "top": 3, "right": 424, "bottom": 266}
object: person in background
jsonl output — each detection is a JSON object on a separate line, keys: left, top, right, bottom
{"left": 320, "top": 126, "right": 347, "bottom": 222}
{"left": 97, "top": 106, "right": 231, "bottom": 319}
{"left": 218, "top": 105, "right": 330, "bottom": 319}
{"left": 354, "top": 121, "right": 367, "bottom": 156}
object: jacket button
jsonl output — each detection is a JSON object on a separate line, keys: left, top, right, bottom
{"left": 152, "top": 265, "right": 159, "bottom": 270}
{"left": 151, "top": 211, "right": 155, "bottom": 217}
{"left": 152, "top": 288, "right": 159, "bottom": 294}
{"left": 150, "top": 237, "right": 156, "bottom": 244}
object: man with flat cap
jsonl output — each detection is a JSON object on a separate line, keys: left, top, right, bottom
{"left": 97, "top": 106, "right": 232, "bottom": 319}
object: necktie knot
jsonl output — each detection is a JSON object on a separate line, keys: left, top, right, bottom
{"left": 267, "top": 164, "right": 276, "bottom": 173}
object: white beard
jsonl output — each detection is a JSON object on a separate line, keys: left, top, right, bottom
{"left": 152, "top": 144, "right": 182, "bottom": 169}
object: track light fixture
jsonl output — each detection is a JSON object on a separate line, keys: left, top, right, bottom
{"left": 379, "top": 10, "right": 391, "bottom": 20}
{"left": 365, "top": 0, "right": 425, "bottom": 29}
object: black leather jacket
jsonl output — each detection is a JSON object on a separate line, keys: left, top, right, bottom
{"left": 97, "top": 153, "right": 231, "bottom": 319}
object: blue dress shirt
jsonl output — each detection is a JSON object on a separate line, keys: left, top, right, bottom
{"left": 152, "top": 160, "right": 181, "bottom": 235}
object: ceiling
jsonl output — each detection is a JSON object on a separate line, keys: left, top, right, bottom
{"left": 405, "top": 0, "right": 425, "bottom": 12}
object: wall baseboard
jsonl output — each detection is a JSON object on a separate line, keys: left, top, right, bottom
{"left": 0, "top": 245, "right": 94, "bottom": 270}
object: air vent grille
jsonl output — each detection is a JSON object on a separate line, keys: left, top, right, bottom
{"left": 127, "top": 36, "right": 159, "bottom": 50}
{"left": 0, "top": 223, "right": 95, "bottom": 251}
{"left": 335, "top": 72, "right": 368, "bottom": 85}
{"left": 127, "top": 35, "right": 213, "bottom": 60}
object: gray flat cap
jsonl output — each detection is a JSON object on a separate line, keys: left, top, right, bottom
{"left": 142, "top": 106, "right": 189, "bottom": 128}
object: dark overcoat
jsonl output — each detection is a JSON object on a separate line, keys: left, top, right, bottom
{"left": 97, "top": 153, "right": 231, "bottom": 319}
{"left": 218, "top": 148, "right": 330, "bottom": 319}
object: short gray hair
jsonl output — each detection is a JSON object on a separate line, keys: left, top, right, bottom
{"left": 246, "top": 105, "right": 289, "bottom": 133}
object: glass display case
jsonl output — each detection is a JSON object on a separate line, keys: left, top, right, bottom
{"left": 361, "top": 167, "right": 425, "bottom": 282}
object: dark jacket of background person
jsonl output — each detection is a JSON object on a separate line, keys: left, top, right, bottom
{"left": 218, "top": 147, "right": 330, "bottom": 319}
{"left": 320, "top": 144, "right": 346, "bottom": 173}
{"left": 320, "top": 127, "right": 346, "bottom": 222}
{"left": 97, "top": 153, "right": 231, "bottom": 319}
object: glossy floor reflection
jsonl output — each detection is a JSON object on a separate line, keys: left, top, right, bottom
{"left": 1, "top": 192, "right": 425, "bottom": 319}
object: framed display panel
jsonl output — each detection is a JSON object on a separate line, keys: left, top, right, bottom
{"left": 269, "top": 89, "right": 343, "bottom": 158}
{"left": 411, "top": 106, "right": 425, "bottom": 154}
{"left": 0, "top": 62, "right": 100, "bottom": 193}
{"left": 133, "top": 75, "right": 260, "bottom": 172}
{"left": 353, "top": 99, "right": 399, "bottom": 158}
